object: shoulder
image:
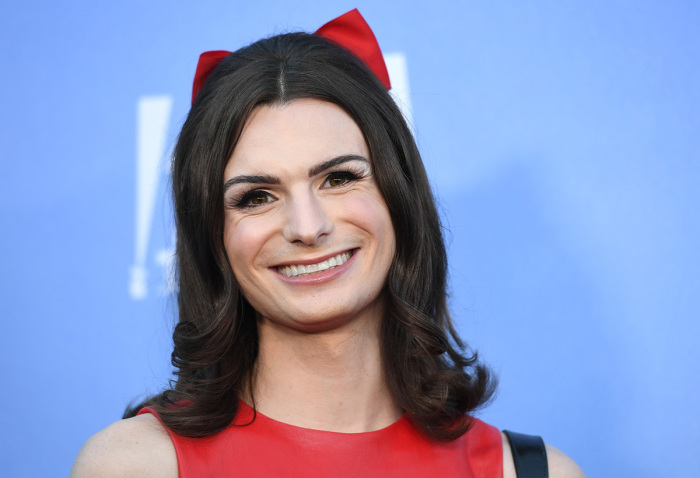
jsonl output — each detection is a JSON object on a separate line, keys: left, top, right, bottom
{"left": 501, "top": 433, "right": 585, "bottom": 478}
{"left": 544, "top": 444, "right": 586, "bottom": 478}
{"left": 71, "top": 413, "right": 178, "bottom": 478}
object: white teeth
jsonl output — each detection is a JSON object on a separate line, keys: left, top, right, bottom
{"left": 277, "top": 251, "right": 353, "bottom": 277}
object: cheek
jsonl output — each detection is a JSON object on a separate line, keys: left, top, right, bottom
{"left": 343, "top": 194, "right": 395, "bottom": 254}
{"left": 223, "top": 217, "right": 273, "bottom": 279}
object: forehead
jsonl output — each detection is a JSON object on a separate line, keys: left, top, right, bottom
{"left": 224, "top": 99, "right": 369, "bottom": 175}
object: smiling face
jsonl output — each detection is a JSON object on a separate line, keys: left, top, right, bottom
{"left": 222, "top": 99, "right": 396, "bottom": 333}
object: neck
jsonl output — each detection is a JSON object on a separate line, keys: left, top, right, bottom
{"left": 249, "top": 311, "right": 402, "bottom": 433}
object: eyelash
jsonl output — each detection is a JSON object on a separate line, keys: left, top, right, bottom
{"left": 227, "top": 190, "right": 275, "bottom": 209}
{"left": 322, "top": 169, "right": 364, "bottom": 188}
{"left": 226, "top": 168, "right": 367, "bottom": 210}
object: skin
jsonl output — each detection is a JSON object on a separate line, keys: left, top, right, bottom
{"left": 71, "top": 99, "right": 585, "bottom": 477}
{"left": 222, "top": 99, "right": 399, "bottom": 431}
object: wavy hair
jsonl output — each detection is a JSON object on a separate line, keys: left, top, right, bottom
{"left": 125, "top": 32, "right": 495, "bottom": 441}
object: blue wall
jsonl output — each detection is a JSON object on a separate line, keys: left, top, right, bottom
{"left": 1, "top": 1, "right": 698, "bottom": 476}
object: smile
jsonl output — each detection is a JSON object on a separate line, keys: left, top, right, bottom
{"left": 276, "top": 251, "right": 354, "bottom": 277}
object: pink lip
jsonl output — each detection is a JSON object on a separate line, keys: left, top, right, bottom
{"left": 272, "top": 249, "right": 355, "bottom": 267}
{"left": 272, "top": 249, "right": 358, "bottom": 285}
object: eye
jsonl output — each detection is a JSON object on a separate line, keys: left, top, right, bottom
{"left": 246, "top": 191, "right": 271, "bottom": 205}
{"left": 323, "top": 171, "right": 360, "bottom": 188}
{"left": 227, "top": 189, "right": 275, "bottom": 209}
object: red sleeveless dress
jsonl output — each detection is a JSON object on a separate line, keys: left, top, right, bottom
{"left": 139, "top": 402, "right": 503, "bottom": 477}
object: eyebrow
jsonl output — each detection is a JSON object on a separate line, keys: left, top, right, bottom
{"left": 307, "top": 154, "right": 368, "bottom": 177}
{"left": 223, "top": 154, "right": 368, "bottom": 193}
{"left": 223, "top": 174, "right": 280, "bottom": 193}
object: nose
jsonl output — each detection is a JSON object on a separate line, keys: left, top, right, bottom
{"left": 282, "top": 192, "right": 333, "bottom": 245}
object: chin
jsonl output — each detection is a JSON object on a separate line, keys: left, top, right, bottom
{"left": 258, "top": 300, "right": 383, "bottom": 335}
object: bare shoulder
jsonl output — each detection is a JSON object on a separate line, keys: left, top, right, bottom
{"left": 71, "top": 413, "right": 178, "bottom": 478}
{"left": 545, "top": 443, "right": 586, "bottom": 478}
{"left": 502, "top": 433, "right": 585, "bottom": 478}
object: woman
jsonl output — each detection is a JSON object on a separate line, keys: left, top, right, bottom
{"left": 72, "top": 10, "right": 584, "bottom": 477}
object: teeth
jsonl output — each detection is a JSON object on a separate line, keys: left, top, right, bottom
{"left": 277, "top": 251, "right": 353, "bottom": 277}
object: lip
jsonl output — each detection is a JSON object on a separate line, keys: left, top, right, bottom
{"left": 272, "top": 249, "right": 358, "bottom": 285}
{"left": 273, "top": 249, "right": 355, "bottom": 267}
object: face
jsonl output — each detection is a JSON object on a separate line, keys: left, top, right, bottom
{"left": 222, "top": 99, "right": 396, "bottom": 333}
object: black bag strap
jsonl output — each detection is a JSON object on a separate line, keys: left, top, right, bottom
{"left": 502, "top": 430, "right": 548, "bottom": 478}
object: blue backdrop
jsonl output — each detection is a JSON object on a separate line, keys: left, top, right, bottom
{"left": 2, "top": 1, "right": 698, "bottom": 476}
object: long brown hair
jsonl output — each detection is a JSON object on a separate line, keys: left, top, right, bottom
{"left": 125, "top": 32, "right": 495, "bottom": 441}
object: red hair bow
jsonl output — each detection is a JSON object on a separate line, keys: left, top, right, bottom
{"left": 190, "top": 9, "right": 391, "bottom": 105}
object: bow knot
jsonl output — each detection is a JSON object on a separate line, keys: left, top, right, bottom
{"left": 191, "top": 9, "right": 390, "bottom": 105}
